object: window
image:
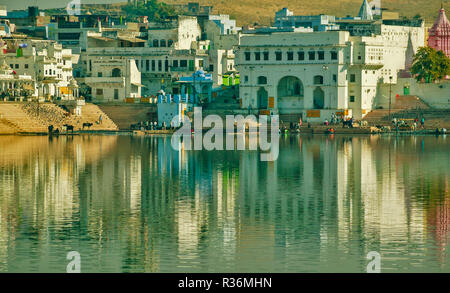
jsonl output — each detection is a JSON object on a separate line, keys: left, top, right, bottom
{"left": 275, "top": 51, "right": 282, "bottom": 61}
{"left": 165, "top": 60, "right": 169, "bottom": 72}
{"left": 350, "top": 74, "right": 356, "bottom": 82}
{"left": 160, "top": 39, "right": 166, "bottom": 47}
{"left": 114, "top": 89, "right": 119, "bottom": 100}
{"left": 358, "top": 55, "right": 362, "bottom": 60}
{"left": 180, "top": 60, "right": 187, "bottom": 67}
{"left": 244, "top": 75, "right": 249, "bottom": 82}
{"left": 255, "top": 52, "right": 261, "bottom": 61}
{"left": 318, "top": 51, "right": 325, "bottom": 60}
{"left": 313, "top": 75, "right": 324, "bottom": 85}
{"left": 146, "top": 60, "right": 149, "bottom": 72}
{"left": 309, "top": 51, "right": 316, "bottom": 60}
{"left": 112, "top": 68, "right": 121, "bottom": 77}
{"left": 153, "top": 40, "right": 159, "bottom": 47}
{"left": 96, "top": 88, "right": 103, "bottom": 95}
{"left": 152, "top": 60, "right": 155, "bottom": 71}
{"left": 263, "top": 51, "right": 269, "bottom": 60}
{"left": 287, "top": 51, "right": 294, "bottom": 61}
{"left": 158, "top": 60, "right": 162, "bottom": 71}
{"left": 244, "top": 52, "right": 251, "bottom": 61}
{"left": 257, "top": 76, "right": 267, "bottom": 84}
{"left": 168, "top": 40, "right": 173, "bottom": 47}
{"left": 97, "top": 72, "right": 102, "bottom": 77}
{"left": 173, "top": 60, "right": 178, "bottom": 68}
{"left": 15, "top": 64, "right": 19, "bottom": 69}
{"left": 331, "top": 51, "right": 338, "bottom": 60}
{"left": 350, "top": 95, "right": 355, "bottom": 102}
{"left": 209, "top": 64, "right": 214, "bottom": 71}
{"left": 298, "top": 51, "right": 305, "bottom": 60}
{"left": 333, "top": 74, "right": 337, "bottom": 82}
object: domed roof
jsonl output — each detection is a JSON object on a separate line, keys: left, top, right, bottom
{"left": 195, "top": 69, "right": 205, "bottom": 77}
{"left": 69, "top": 78, "right": 78, "bottom": 87}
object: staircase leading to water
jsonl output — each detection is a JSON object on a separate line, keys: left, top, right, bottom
{"left": 0, "top": 102, "right": 119, "bottom": 133}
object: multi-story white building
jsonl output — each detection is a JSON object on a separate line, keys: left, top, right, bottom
{"left": 236, "top": 19, "right": 424, "bottom": 120}
{"left": 0, "top": 38, "right": 79, "bottom": 100}
{"left": 80, "top": 16, "right": 212, "bottom": 98}
{"left": 203, "top": 15, "right": 240, "bottom": 86}
{"left": 82, "top": 56, "right": 141, "bottom": 102}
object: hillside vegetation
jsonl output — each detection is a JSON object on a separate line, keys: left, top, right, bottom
{"left": 161, "top": 0, "right": 447, "bottom": 26}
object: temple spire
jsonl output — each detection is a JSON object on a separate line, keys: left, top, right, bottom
{"left": 428, "top": 4, "right": 450, "bottom": 57}
{"left": 358, "top": 0, "right": 374, "bottom": 20}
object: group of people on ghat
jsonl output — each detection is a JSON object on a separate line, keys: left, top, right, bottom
{"left": 392, "top": 117, "right": 425, "bottom": 131}
{"left": 131, "top": 120, "right": 159, "bottom": 130}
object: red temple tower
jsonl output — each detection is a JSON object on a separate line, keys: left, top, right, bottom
{"left": 428, "top": 4, "right": 450, "bottom": 57}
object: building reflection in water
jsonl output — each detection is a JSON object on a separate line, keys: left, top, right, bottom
{"left": 0, "top": 134, "right": 449, "bottom": 272}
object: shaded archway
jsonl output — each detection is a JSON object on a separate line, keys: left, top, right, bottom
{"left": 313, "top": 87, "right": 325, "bottom": 109}
{"left": 257, "top": 87, "right": 268, "bottom": 109}
{"left": 277, "top": 76, "right": 303, "bottom": 98}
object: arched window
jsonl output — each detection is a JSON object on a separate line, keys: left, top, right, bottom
{"left": 313, "top": 75, "right": 324, "bottom": 85}
{"left": 160, "top": 39, "right": 166, "bottom": 47}
{"left": 168, "top": 40, "right": 174, "bottom": 47}
{"left": 257, "top": 76, "right": 267, "bottom": 85}
{"left": 112, "top": 68, "right": 121, "bottom": 77}
{"left": 153, "top": 39, "right": 159, "bottom": 47}
{"left": 277, "top": 76, "right": 304, "bottom": 98}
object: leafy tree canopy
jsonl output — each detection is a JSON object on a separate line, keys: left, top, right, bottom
{"left": 122, "top": 0, "right": 176, "bottom": 21}
{"left": 411, "top": 47, "right": 450, "bottom": 83}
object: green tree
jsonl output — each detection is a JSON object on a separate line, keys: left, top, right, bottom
{"left": 411, "top": 47, "right": 450, "bottom": 83}
{"left": 122, "top": 0, "right": 176, "bottom": 21}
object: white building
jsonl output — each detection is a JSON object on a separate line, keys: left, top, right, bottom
{"left": 81, "top": 16, "right": 209, "bottom": 97}
{"left": 0, "top": 38, "right": 79, "bottom": 100}
{"left": 203, "top": 15, "right": 241, "bottom": 86}
{"left": 236, "top": 20, "right": 424, "bottom": 120}
{"left": 0, "top": 60, "right": 34, "bottom": 100}
{"left": 82, "top": 57, "right": 142, "bottom": 102}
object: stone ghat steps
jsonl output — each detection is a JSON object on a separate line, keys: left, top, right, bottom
{"left": 363, "top": 109, "right": 404, "bottom": 123}
{"left": 97, "top": 104, "right": 156, "bottom": 130}
{"left": 75, "top": 104, "right": 118, "bottom": 131}
{"left": 363, "top": 108, "right": 450, "bottom": 128}
{"left": 0, "top": 104, "right": 47, "bottom": 132}
{"left": 21, "top": 103, "right": 70, "bottom": 130}
{"left": 0, "top": 119, "right": 17, "bottom": 134}
{"left": 21, "top": 103, "right": 118, "bottom": 131}
{"left": 0, "top": 103, "right": 119, "bottom": 133}
{"left": 392, "top": 95, "right": 430, "bottom": 110}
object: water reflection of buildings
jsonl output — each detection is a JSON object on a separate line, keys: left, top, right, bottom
{"left": 0, "top": 134, "right": 449, "bottom": 272}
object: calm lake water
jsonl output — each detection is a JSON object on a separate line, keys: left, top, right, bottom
{"left": 0, "top": 134, "right": 449, "bottom": 273}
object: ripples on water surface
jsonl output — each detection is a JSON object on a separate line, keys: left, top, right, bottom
{"left": 0, "top": 134, "right": 449, "bottom": 272}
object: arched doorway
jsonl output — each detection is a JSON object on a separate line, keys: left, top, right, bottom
{"left": 277, "top": 76, "right": 303, "bottom": 98}
{"left": 257, "top": 87, "right": 268, "bottom": 109}
{"left": 313, "top": 87, "right": 325, "bottom": 109}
